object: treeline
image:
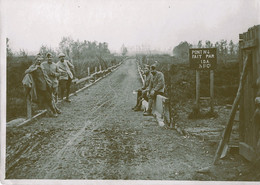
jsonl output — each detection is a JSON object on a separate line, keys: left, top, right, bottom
{"left": 6, "top": 37, "right": 124, "bottom": 121}
{"left": 173, "top": 40, "right": 238, "bottom": 63}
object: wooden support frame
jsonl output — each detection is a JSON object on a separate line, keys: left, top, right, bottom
{"left": 213, "top": 53, "right": 251, "bottom": 164}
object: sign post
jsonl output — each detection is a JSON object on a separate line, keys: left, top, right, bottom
{"left": 189, "top": 48, "right": 217, "bottom": 114}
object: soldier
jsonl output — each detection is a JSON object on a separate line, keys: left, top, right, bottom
{"left": 56, "top": 53, "right": 74, "bottom": 102}
{"left": 24, "top": 54, "right": 58, "bottom": 117}
{"left": 143, "top": 63, "right": 165, "bottom": 116}
{"left": 41, "top": 53, "right": 61, "bottom": 114}
{"left": 132, "top": 65, "right": 152, "bottom": 111}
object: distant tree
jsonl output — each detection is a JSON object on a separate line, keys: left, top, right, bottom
{"left": 219, "top": 39, "right": 228, "bottom": 56}
{"left": 197, "top": 40, "right": 203, "bottom": 48}
{"left": 19, "top": 49, "right": 28, "bottom": 58}
{"left": 6, "top": 38, "right": 13, "bottom": 59}
{"left": 172, "top": 41, "right": 192, "bottom": 60}
{"left": 39, "top": 45, "right": 57, "bottom": 58}
{"left": 59, "top": 36, "right": 74, "bottom": 57}
{"left": 214, "top": 41, "right": 219, "bottom": 49}
{"left": 205, "top": 40, "right": 213, "bottom": 48}
{"left": 233, "top": 42, "right": 239, "bottom": 55}
{"left": 121, "top": 44, "right": 128, "bottom": 56}
{"left": 228, "top": 40, "right": 235, "bottom": 56}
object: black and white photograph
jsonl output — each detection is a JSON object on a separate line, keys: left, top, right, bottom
{"left": 1, "top": 0, "right": 260, "bottom": 184}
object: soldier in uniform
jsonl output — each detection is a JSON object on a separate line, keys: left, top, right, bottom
{"left": 132, "top": 65, "right": 152, "bottom": 111}
{"left": 143, "top": 63, "right": 165, "bottom": 116}
{"left": 41, "top": 53, "right": 61, "bottom": 114}
{"left": 24, "top": 54, "right": 58, "bottom": 117}
{"left": 56, "top": 53, "right": 75, "bottom": 102}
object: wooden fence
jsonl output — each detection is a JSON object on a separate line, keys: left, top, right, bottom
{"left": 238, "top": 25, "right": 260, "bottom": 162}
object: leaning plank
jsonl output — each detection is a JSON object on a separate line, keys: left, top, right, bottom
{"left": 213, "top": 54, "right": 251, "bottom": 164}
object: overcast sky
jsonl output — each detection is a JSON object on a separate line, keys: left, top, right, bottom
{"left": 1, "top": 0, "right": 260, "bottom": 54}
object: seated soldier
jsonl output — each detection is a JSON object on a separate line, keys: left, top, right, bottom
{"left": 143, "top": 63, "right": 165, "bottom": 116}
{"left": 132, "top": 65, "right": 152, "bottom": 111}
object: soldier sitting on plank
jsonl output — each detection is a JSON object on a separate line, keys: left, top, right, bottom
{"left": 143, "top": 63, "right": 165, "bottom": 116}
{"left": 132, "top": 65, "right": 152, "bottom": 111}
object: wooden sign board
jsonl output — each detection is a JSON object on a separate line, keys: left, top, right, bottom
{"left": 189, "top": 48, "right": 217, "bottom": 70}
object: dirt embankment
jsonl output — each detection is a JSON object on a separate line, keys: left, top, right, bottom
{"left": 5, "top": 59, "right": 260, "bottom": 181}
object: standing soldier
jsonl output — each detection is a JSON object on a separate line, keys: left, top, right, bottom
{"left": 56, "top": 53, "right": 74, "bottom": 102}
{"left": 132, "top": 65, "right": 152, "bottom": 111}
{"left": 143, "top": 63, "right": 165, "bottom": 116}
{"left": 41, "top": 53, "right": 61, "bottom": 114}
{"left": 24, "top": 54, "right": 58, "bottom": 117}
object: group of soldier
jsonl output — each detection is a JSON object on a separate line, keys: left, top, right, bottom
{"left": 24, "top": 52, "right": 75, "bottom": 117}
{"left": 24, "top": 53, "right": 165, "bottom": 118}
{"left": 132, "top": 62, "right": 165, "bottom": 116}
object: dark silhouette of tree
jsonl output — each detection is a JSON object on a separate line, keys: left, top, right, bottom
{"left": 121, "top": 44, "right": 128, "bottom": 56}
{"left": 172, "top": 41, "right": 192, "bottom": 61}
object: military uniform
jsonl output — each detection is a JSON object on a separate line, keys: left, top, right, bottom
{"left": 56, "top": 53, "right": 74, "bottom": 102}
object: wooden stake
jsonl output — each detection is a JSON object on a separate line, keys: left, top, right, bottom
{"left": 27, "top": 95, "right": 32, "bottom": 119}
{"left": 95, "top": 67, "right": 97, "bottom": 81}
{"left": 88, "top": 67, "right": 90, "bottom": 76}
{"left": 213, "top": 54, "right": 251, "bottom": 164}
{"left": 195, "top": 70, "right": 200, "bottom": 112}
{"left": 210, "top": 70, "right": 214, "bottom": 113}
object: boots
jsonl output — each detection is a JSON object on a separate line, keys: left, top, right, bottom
{"left": 143, "top": 98, "right": 153, "bottom": 116}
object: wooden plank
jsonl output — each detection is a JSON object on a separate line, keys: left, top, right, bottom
{"left": 239, "top": 142, "right": 257, "bottom": 161}
{"left": 76, "top": 76, "right": 92, "bottom": 84}
{"left": 214, "top": 54, "right": 251, "bottom": 164}
{"left": 239, "top": 40, "right": 245, "bottom": 142}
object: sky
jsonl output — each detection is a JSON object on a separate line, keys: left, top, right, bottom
{"left": 1, "top": 0, "right": 260, "bottom": 54}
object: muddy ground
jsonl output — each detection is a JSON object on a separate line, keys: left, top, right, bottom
{"left": 5, "top": 59, "right": 260, "bottom": 181}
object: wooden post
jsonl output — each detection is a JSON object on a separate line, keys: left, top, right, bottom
{"left": 167, "top": 64, "right": 173, "bottom": 128}
{"left": 27, "top": 95, "right": 32, "bottom": 119}
{"left": 210, "top": 70, "right": 214, "bottom": 113}
{"left": 213, "top": 54, "right": 251, "bottom": 164}
{"left": 88, "top": 67, "right": 90, "bottom": 76}
{"left": 99, "top": 65, "right": 102, "bottom": 71}
{"left": 95, "top": 66, "right": 97, "bottom": 81}
{"left": 195, "top": 70, "right": 200, "bottom": 113}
